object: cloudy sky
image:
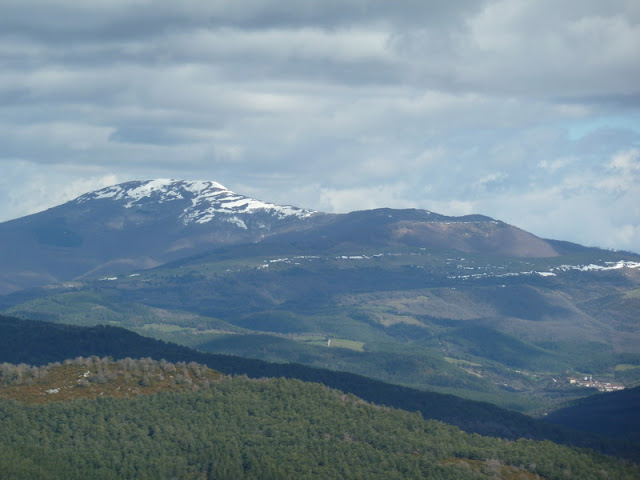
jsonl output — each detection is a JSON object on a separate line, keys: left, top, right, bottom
{"left": 1, "top": 0, "right": 639, "bottom": 252}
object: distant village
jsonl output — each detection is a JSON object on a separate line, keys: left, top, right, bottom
{"left": 567, "top": 375, "right": 625, "bottom": 392}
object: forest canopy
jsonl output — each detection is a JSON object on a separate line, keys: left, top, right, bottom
{"left": 0, "top": 357, "right": 638, "bottom": 480}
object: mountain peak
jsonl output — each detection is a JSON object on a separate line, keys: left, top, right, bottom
{"left": 76, "top": 179, "right": 317, "bottom": 226}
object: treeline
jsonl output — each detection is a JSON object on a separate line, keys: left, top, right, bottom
{"left": 1, "top": 373, "right": 638, "bottom": 480}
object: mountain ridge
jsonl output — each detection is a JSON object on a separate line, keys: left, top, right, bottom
{"left": 0, "top": 179, "right": 567, "bottom": 294}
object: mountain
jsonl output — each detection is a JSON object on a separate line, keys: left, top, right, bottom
{"left": 0, "top": 179, "right": 325, "bottom": 294}
{"left": 0, "top": 179, "right": 561, "bottom": 294}
{"left": 261, "top": 207, "right": 560, "bottom": 257}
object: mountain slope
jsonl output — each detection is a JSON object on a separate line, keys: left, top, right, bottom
{"left": 544, "top": 386, "right": 640, "bottom": 444}
{"left": 266, "top": 207, "right": 560, "bottom": 257}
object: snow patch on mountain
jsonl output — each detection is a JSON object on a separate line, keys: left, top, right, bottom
{"left": 225, "top": 216, "right": 248, "bottom": 230}
{"left": 553, "top": 260, "right": 640, "bottom": 272}
{"left": 448, "top": 260, "right": 640, "bottom": 280}
{"left": 76, "top": 179, "right": 316, "bottom": 225}
{"left": 86, "top": 179, "right": 184, "bottom": 205}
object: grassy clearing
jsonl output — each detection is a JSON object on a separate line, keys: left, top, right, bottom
{"left": 622, "top": 288, "right": 640, "bottom": 299}
{"left": 289, "top": 335, "right": 366, "bottom": 352}
{"left": 138, "top": 323, "right": 185, "bottom": 333}
{"left": 443, "top": 357, "right": 482, "bottom": 367}
{"left": 615, "top": 363, "right": 640, "bottom": 371}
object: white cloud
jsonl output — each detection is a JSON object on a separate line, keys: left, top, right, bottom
{"left": 318, "top": 184, "right": 414, "bottom": 213}
{"left": 427, "top": 200, "right": 476, "bottom": 217}
{"left": 0, "top": 161, "right": 122, "bottom": 221}
{"left": 467, "top": 147, "right": 640, "bottom": 251}
{"left": 608, "top": 148, "right": 640, "bottom": 171}
{"left": 461, "top": 0, "right": 640, "bottom": 96}
{"left": 474, "top": 172, "right": 508, "bottom": 190}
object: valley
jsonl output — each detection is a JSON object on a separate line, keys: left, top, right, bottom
{"left": 4, "top": 240, "right": 639, "bottom": 413}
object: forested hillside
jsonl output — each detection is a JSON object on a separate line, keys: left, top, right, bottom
{"left": 544, "top": 386, "right": 640, "bottom": 445}
{"left": 1, "top": 315, "right": 637, "bottom": 461}
{"left": 1, "top": 357, "right": 638, "bottom": 480}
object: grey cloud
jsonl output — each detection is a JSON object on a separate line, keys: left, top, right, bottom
{"left": 559, "top": 92, "right": 640, "bottom": 109}
{"left": 1, "top": 1, "right": 487, "bottom": 42}
{"left": 108, "top": 126, "right": 197, "bottom": 146}
{"left": 0, "top": 87, "right": 31, "bottom": 106}
{"left": 5, "top": 1, "right": 639, "bottom": 102}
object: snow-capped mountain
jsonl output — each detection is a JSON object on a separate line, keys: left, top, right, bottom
{"left": 0, "top": 179, "right": 329, "bottom": 294}
{"left": 0, "top": 178, "right": 582, "bottom": 294}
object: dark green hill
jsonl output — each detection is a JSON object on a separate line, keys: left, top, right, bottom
{"left": 3, "top": 363, "right": 638, "bottom": 480}
{"left": 544, "top": 386, "right": 640, "bottom": 444}
{"left": 1, "top": 314, "right": 637, "bottom": 461}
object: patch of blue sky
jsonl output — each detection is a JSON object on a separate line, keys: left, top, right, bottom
{"left": 567, "top": 115, "right": 640, "bottom": 141}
